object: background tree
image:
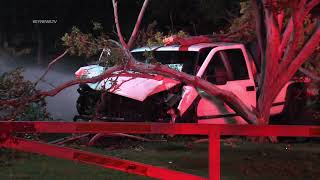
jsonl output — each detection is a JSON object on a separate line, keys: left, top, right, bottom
{"left": 250, "top": 0, "right": 319, "bottom": 124}
{"left": 221, "top": 0, "right": 319, "bottom": 124}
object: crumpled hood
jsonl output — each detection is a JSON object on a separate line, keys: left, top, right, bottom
{"left": 76, "top": 65, "right": 181, "bottom": 101}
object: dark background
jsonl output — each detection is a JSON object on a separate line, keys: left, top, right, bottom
{"left": 0, "top": 0, "right": 238, "bottom": 120}
{"left": 0, "top": 0, "right": 239, "bottom": 56}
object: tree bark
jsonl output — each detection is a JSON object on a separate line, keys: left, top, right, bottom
{"left": 250, "top": 0, "right": 320, "bottom": 126}
{"left": 112, "top": 0, "right": 128, "bottom": 49}
{"left": 127, "top": 0, "right": 150, "bottom": 49}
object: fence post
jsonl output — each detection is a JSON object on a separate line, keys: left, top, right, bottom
{"left": 209, "top": 131, "right": 220, "bottom": 180}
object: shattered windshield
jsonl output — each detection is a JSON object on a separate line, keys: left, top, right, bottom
{"left": 132, "top": 51, "right": 199, "bottom": 75}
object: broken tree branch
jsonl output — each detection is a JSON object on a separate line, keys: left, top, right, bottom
{"left": 0, "top": 65, "right": 123, "bottom": 108}
{"left": 35, "top": 49, "right": 69, "bottom": 86}
{"left": 127, "top": 0, "right": 150, "bottom": 49}
{"left": 50, "top": 134, "right": 91, "bottom": 145}
{"left": 88, "top": 133, "right": 153, "bottom": 146}
{"left": 112, "top": 0, "right": 128, "bottom": 48}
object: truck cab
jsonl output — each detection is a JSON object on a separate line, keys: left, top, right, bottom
{"left": 132, "top": 42, "right": 287, "bottom": 124}
{"left": 75, "top": 42, "right": 289, "bottom": 124}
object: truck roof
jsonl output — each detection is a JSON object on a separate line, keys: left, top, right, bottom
{"left": 131, "top": 42, "right": 243, "bottom": 52}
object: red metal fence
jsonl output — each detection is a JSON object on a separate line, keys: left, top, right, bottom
{"left": 0, "top": 121, "right": 319, "bottom": 180}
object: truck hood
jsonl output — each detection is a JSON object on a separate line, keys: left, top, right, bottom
{"left": 76, "top": 65, "right": 180, "bottom": 101}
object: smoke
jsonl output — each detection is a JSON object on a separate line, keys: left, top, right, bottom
{"left": 0, "top": 56, "right": 83, "bottom": 121}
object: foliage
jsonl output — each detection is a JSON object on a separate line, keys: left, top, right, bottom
{"left": 92, "top": 21, "right": 103, "bottom": 31}
{"left": 62, "top": 20, "right": 190, "bottom": 65}
{"left": 224, "top": 1, "right": 256, "bottom": 41}
{"left": 136, "top": 21, "right": 190, "bottom": 47}
{"left": 61, "top": 23, "right": 126, "bottom": 67}
{"left": 61, "top": 26, "right": 105, "bottom": 57}
{"left": 0, "top": 68, "right": 50, "bottom": 121}
{"left": 135, "top": 22, "right": 189, "bottom": 59}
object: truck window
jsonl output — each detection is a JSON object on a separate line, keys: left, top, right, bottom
{"left": 201, "top": 48, "right": 250, "bottom": 84}
{"left": 222, "top": 49, "right": 249, "bottom": 80}
{"left": 198, "top": 48, "right": 213, "bottom": 66}
{"left": 203, "top": 52, "right": 228, "bottom": 85}
{"left": 132, "top": 51, "right": 199, "bottom": 75}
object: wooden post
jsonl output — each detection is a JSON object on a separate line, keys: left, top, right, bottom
{"left": 209, "top": 131, "right": 220, "bottom": 180}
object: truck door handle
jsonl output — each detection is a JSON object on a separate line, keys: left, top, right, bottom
{"left": 246, "top": 86, "right": 255, "bottom": 91}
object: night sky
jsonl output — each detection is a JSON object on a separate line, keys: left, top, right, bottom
{"left": 0, "top": 0, "right": 239, "bottom": 54}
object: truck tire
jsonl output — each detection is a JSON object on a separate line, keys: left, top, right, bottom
{"left": 76, "top": 85, "right": 101, "bottom": 116}
{"left": 76, "top": 95, "right": 95, "bottom": 115}
{"left": 281, "top": 83, "right": 307, "bottom": 125}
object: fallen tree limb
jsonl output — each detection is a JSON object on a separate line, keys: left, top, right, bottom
{"left": 35, "top": 49, "right": 70, "bottom": 86}
{"left": 48, "top": 133, "right": 90, "bottom": 145}
{"left": 88, "top": 133, "right": 155, "bottom": 146}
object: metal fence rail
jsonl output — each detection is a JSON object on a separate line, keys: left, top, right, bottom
{"left": 0, "top": 121, "right": 319, "bottom": 180}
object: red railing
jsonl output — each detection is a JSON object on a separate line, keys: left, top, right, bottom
{"left": 0, "top": 121, "right": 319, "bottom": 180}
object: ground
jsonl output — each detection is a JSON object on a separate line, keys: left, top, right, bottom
{"left": 0, "top": 137, "right": 319, "bottom": 180}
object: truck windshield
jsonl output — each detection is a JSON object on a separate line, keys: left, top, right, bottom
{"left": 132, "top": 51, "right": 198, "bottom": 75}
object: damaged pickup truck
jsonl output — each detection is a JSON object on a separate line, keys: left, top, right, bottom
{"left": 74, "top": 42, "right": 304, "bottom": 124}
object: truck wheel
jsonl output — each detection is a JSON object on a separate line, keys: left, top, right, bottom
{"left": 76, "top": 95, "right": 97, "bottom": 115}
{"left": 76, "top": 86, "right": 101, "bottom": 116}
{"left": 281, "top": 83, "right": 307, "bottom": 125}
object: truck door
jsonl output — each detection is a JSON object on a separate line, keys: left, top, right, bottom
{"left": 196, "top": 47, "right": 256, "bottom": 124}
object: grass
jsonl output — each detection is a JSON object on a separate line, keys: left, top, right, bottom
{"left": 0, "top": 137, "right": 319, "bottom": 180}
